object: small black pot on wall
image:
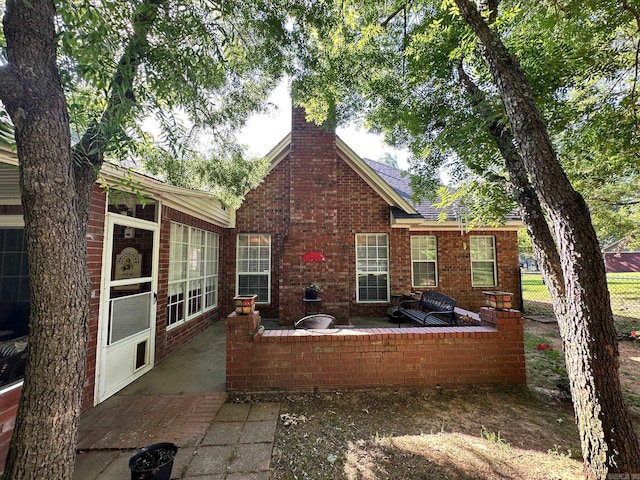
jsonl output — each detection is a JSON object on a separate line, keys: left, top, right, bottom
{"left": 305, "top": 290, "right": 318, "bottom": 300}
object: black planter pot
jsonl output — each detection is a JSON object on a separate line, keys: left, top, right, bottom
{"left": 129, "top": 442, "right": 178, "bottom": 480}
{"left": 304, "top": 289, "right": 318, "bottom": 300}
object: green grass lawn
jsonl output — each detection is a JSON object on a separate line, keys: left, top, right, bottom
{"left": 521, "top": 271, "right": 640, "bottom": 321}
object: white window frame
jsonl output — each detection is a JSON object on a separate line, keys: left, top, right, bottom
{"left": 236, "top": 234, "right": 271, "bottom": 304}
{"left": 470, "top": 236, "right": 497, "bottom": 287}
{"left": 411, "top": 236, "right": 438, "bottom": 288}
{"left": 355, "top": 233, "right": 390, "bottom": 303}
{"left": 167, "top": 223, "right": 219, "bottom": 329}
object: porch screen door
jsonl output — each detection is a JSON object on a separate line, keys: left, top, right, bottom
{"left": 96, "top": 215, "right": 159, "bottom": 403}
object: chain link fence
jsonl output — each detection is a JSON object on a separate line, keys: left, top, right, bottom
{"left": 521, "top": 271, "right": 640, "bottom": 322}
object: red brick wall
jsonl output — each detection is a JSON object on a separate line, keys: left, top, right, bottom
{"left": 83, "top": 186, "right": 107, "bottom": 409}
{"left": 280, "top": 108, "right": 341, "bottom": 320}
{"left": 228, "top": 109, "right": 521, "bottom": 324}
{"left": 225, "top": 309, "right": 526, "bottom": 391}
{"left": 223, "top": 156, "right": 291, "bottom": 319}
{"left": 390, "top": 230, "right": 521, "bottom": 313}
{"left": 156, "top": 206, "right": 225, "bottom": 360}
{"left": 0, "top": 384, "right": 21, "bottom": 469}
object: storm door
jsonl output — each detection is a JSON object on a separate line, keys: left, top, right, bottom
{"left": 96, "top": 203, "right": 159, "bottom": 403}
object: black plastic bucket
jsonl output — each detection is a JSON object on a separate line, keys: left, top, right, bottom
{"left": 129, "top": 442, "right": 178, "bottom": 480}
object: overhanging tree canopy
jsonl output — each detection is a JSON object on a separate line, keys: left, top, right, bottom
{"left": 287, "top": 0, "right": 640, "bottom": 477}
{"left": 0, "top": 0, "right": 290, "bottom": 478}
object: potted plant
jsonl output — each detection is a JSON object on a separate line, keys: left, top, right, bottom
{"left": 304, "top": 283, "right": 320, "bottom": 300}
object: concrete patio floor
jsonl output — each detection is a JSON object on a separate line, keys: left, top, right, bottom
{"left": 74, "top": 319, "right": 279, "bottom": 480}
{"left": 72, "top": 315, "right": 408, "bottom": 479}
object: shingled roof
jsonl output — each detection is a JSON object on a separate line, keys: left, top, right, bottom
{"left": 262, "top": 127, "right": 520, "bottom": 229}
{"left": 362, "top": 158, "right": 455, "bottom": 222}
{"left": 363, "top": 157, "right": 521, "bottom": 225}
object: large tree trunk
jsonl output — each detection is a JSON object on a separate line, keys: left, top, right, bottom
{"left": 457, "top": 65, "right": 567, "bottom": 321}
{"left": 0, "top": 0, "right": 161, "bottom": 475}
{"left": 454, "top": 1, "right": 640, "bottom": 477}
{"left": 0, "top": 1, "right": 95, "bottom": 478}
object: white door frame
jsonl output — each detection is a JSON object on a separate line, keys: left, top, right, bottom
{"left": 94, "top": 212, "right": 160, "bottom": 405}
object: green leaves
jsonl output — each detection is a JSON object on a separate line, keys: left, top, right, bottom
{"left": 289, "top": 0, "right": 640, "bottom": 240}
{"left": 143, "top": 140, "right": 270, "bottom": 209}
{"left": 54, "top": 0, "right": 291, "bottom": 168}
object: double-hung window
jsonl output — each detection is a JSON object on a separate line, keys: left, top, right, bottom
{"left": 236, "top": 234, "right": 271, "bottom": 303}
{"left": 411, "top": 236, "right": 437, "bottom": 287}
{"left": 470, "top": 236, "right": 497, "bottom": 287}
{"left": 356, "top": 234, "right": 389, "bottom": 302}
{"left": 167, "top": 223, "right": 218, "bottom": 327}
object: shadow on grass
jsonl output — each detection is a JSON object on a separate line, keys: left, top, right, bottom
{"left": 344, "top": 431, "right": 581, "bottom": 480}
{"left": 263, "top": 385, "right": 583, "bottom": 480}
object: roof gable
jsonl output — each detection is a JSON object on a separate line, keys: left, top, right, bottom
{"left": 261, "top": 130, "right": 521, "bottom": 231}
{"left": 262, "top": 133, "right": 418, "bottom": 215}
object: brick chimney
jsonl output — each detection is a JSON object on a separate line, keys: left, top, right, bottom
{"left": 278, "top": 106, "right": 348, "bottom": 323}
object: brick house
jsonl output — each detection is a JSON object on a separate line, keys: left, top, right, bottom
{"left": 0, "top": 105, "right": 521, "bottom": 458}
{"left": 0, "top": 149, "right": 228, "bottom": 460}
{"left": 224, "top": 107, "right": 522, "bottom": 325}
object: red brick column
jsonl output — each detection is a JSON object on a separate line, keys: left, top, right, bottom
{"left": 279, "top": 107, "right": 348, "bottom": 324}
{"left": 480, "top": 307, "right": 526, "bottom": 383}
{"left": 225, "top": 311, "right": 261, "bottom": 390}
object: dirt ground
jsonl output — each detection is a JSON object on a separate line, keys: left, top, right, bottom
{"left": 233, "top": 319, "right": 640, "bottom": 480}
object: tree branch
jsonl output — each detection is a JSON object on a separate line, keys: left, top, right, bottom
{"left": 592, "top": 197, "right": 640, "bottom": 206}
{"left": 71, "top": 0, "right": 167, "bottom": 225}
{"left": 623, "top": 0, "right": 640, "bottom": 30}
{"left": 380, "top": 0, "right": 414, "bottom": 28}
{"left": 72, "top": 0, "right": 166, "bottom": 170}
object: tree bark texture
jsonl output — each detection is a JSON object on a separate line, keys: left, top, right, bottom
{"left": 454, "top": 1, "right": 640, "bottom": 477}
{"left": 457, "top": 64, "right": 568, "bottom": 321}
{"left": 0, "top": 1, "right": 94, "bottom": 478}
{"left": 0, "top": 0, "right": 166, "bottom": 476}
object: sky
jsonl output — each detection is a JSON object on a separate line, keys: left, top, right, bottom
{"left": 237, "top": 81, "right": 410, "bottom": 169}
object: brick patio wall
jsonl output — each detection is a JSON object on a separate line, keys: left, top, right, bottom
{"left": 226, "top": 307, "right": 526, "bottom": 392}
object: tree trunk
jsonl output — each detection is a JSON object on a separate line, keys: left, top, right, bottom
{"left": 457, "top": 64, "right": 568, "bottom": 320}
{"left": 454, "top": 1, "right": 640, "bottom": 477}
{"left": 0, "top": 1, "right": 95, "bottom": 478}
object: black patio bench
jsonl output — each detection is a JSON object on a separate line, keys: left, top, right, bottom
{"left": 398, "top": 291, "right": 457, "bottom": 327}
